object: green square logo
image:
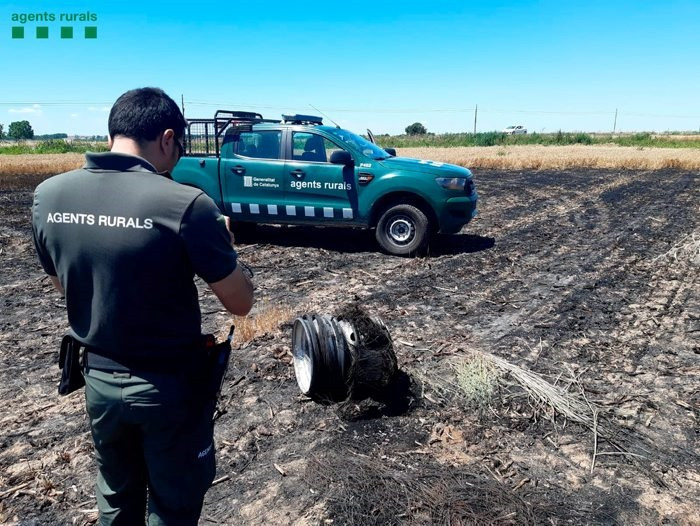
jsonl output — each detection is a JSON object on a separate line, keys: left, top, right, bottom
{"left": 36, "top": 26, "right": 49, "bottom": 39}
{"left": 12, "top": 26, "right": 25, "bottom": 39}
{"left": 84, "top": 26, "right": 97, "bottom": 39}
{"left": 61, "top": 26, "right": 74, "bottom": 39}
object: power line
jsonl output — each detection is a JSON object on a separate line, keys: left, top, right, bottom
{"left": 184, "top": 101, "right": 477, "bottom": 113}
{"left": 0, "top": 100, "right": 698, "bottom": 120}
{"left": 620, "top": 111, "right": 699, "bottom": 119}
{"left": 0, "top": 101, "right": 112, "bottom": 106}
{"left": 183, "top": 102, "right": 700, "bottom": 118}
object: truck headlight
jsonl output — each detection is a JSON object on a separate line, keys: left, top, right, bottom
{"left": 435, "top": 177, "right": 467, "bottom": 190}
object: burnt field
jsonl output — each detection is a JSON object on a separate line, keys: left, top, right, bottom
{"left": 1, "top": 168, "right": 698, "bottom": 525}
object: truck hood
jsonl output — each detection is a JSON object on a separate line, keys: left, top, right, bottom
{"left": 377, "top": 156, "right": 472, "bottom": 177}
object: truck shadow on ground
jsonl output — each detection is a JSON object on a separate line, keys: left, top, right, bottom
{"left": 428, "top": 233, "right": 496, "bottom": 256}
{"left": 236, "top": 224, "right": 495, "bottom": 256}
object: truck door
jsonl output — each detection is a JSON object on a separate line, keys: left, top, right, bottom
{"left": 284, "top": 131, "right": 358, "bottom": 223}
{"left": 220, "top": 130, "right": 285, "bottom": 220}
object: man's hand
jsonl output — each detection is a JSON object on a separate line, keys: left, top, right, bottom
{"left": 224, "top": 216, "right": 235, "bottom": 246}
{"left": 50, "top": 275, "right": 65, "bottom": 295}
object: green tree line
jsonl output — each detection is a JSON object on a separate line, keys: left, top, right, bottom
{"left": 378, "top": 126, "right": 700, "bottom": 149}
{"left": 0, "top": 121, "right": 104, "bottom": 141}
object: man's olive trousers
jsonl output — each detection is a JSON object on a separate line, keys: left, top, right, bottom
{"left": 84, "top": 367, "right": 216, "bottom": 526}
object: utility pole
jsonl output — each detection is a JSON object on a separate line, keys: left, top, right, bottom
{"left": 473, "top": 105, "right": 478, "bottom": 134}
{"left": 181, "top": 95, "right": 185, "bottom": 118}
{"left": 613, "top": 108, "right": 618, "bottom": 134}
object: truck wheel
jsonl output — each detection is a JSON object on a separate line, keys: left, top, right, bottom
{"left": 375, "top": 204, "right": 430, "bottom": 256}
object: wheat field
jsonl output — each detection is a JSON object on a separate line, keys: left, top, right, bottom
{"left": 397, "top": 144, "right": 700, "bottom": 170}
{"left": 1, "top": 145, "right": 699, "bottom": 187}
{"left": 0, "top": 154, "right": 84, "bottom": 188}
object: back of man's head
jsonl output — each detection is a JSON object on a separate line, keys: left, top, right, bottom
{"left": 108, "top": 88, "right": 186, "bottom": 143}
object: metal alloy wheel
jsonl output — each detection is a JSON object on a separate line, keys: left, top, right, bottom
{"left": 386, "top": 215, "right": 415, "bottom": 245}
{"left": 375, "top": 203, "right": 430, "bottom": 256}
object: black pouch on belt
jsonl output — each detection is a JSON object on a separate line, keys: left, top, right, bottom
{"left": 203, "top": 326, "right": 234, "bottom": 401}
{"left": 58, "top": 335, "right": 85, "bottom": 395}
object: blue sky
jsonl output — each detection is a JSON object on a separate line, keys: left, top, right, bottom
{"left": 2, "top": 0, "right": 699, "bottom": 135}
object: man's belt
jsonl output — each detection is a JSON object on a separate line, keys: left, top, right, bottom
{"left": 58, "top": 330, "right": 234, "bottom": 405}
{"left": 83, "top": 350, "right": 130, "bottom": 372}
{"left": 83, "top": 345, "right": 203, "bottom": 373}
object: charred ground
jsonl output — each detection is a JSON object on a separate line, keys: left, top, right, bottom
{"left": 1, "top": 168, "right": 698, "bottom": 525}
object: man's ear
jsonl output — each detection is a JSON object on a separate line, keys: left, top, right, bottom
{"left": 161, "top": 129, "right": 175, "bottom": 152}
{"left": 107, "top": 135, "right": 113, "bottom": 149}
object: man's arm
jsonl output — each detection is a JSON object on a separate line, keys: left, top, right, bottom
{"left": 180, "top": 194, "right": 254, "bottom": 315}
{"left": 208, "top": 265, "right": 254, "bottom": 316}
{"left": 49, "top": 275, "right": 65, "bottom": 295}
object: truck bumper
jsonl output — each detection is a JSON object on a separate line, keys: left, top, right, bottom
{"left": 438, "top": 194, "right": 479, "bottom": 234}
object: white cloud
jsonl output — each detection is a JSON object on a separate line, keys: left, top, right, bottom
{"left": 70, "top": 113, "right": 80, "bottom": 119}
{"left": 8, "top": 104, "right": 42, "bottom": 115}
{"left": 87, "top": 106, "right": 110, "bottom": 113}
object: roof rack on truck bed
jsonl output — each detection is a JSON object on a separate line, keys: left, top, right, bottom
{"left": 184, "top": 110, "right": 280, "bottom": 157}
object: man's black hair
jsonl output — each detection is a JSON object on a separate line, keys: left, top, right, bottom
{"left": 108, "top": 87, "right": 186, "bottom": 143}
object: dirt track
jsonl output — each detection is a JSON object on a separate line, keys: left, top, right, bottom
{"left": 1, "top": 168, "right": 698, "bottom": 525}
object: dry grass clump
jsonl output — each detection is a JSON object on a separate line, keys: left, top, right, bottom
{"left": 0, "top": 154, "right": 83, "bottom": 188}
{"left": 654, "top": 231, "right": 700, "bottom": 265}
{"left": 476, "top": 353, "right": 601, "bottom": 431}
{"left": 421, "top": 351, "right": 672, "bottom": 481}
{"left": 454, "top": 355, "right": 502, "bottom": 410}
{"left": 427, "top": 352, "right": 606, "bottom": 453}
{"left": 398, "top": 145, "right": 700, "bottom": 170}
{"left": 232, "top": 303, "right": 292, "bottom": 343}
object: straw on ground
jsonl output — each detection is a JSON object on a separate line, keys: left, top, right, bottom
{"left": 232, "top": 304, "right": 292, "bottom": 343}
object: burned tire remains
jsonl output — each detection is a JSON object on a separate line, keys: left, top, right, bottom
{"left": 292, "top": 305, "right": 398, "bottom": 403}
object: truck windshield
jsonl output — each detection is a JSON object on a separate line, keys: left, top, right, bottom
{"left": 326, "top": 128, "right": 391, "bottom": 160}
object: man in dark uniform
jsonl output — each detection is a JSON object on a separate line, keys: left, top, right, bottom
{"left": 31, "top": 87, "right": 254, "bottom": 525}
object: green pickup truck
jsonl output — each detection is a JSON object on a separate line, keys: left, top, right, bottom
{"left": 171, "top": 111, "right": 478, "bottom": 256}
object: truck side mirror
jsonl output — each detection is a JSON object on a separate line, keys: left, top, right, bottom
{"left": 384, "top": 148, "right": 397, "bottom": 157}
{"left": 330, "top": 150, "right": 354, "bottom": 165}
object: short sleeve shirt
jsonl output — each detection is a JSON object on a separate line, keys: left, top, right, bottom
{"left": 32, "top": 152, "right": 238, "bottom": 360}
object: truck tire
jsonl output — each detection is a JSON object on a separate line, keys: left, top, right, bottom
{"left": 375, "top": 204, "right": 430, "bottom": 256}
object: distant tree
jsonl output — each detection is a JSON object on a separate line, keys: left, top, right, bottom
{"left": 8, "top": 120, "right": 34, "bottom": 140}
{"left": 0, "top": 123, "right": 4, "bottom": 140}
{"left": 35, "top": 133, "right": 69, "bottom": 140}
{"left": 405, "top": 122, "right": 427, "bottom": 135}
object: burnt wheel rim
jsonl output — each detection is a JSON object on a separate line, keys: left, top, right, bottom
{"left": 292, "top": 318, "right": 314, "bottom": 394}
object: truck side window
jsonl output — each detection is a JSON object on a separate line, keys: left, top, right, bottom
{"left": 236, "top": 131, "right": 282, "bottom": 160}
{"left": 292, "top": 132, "right": 344, "bottom": 163}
